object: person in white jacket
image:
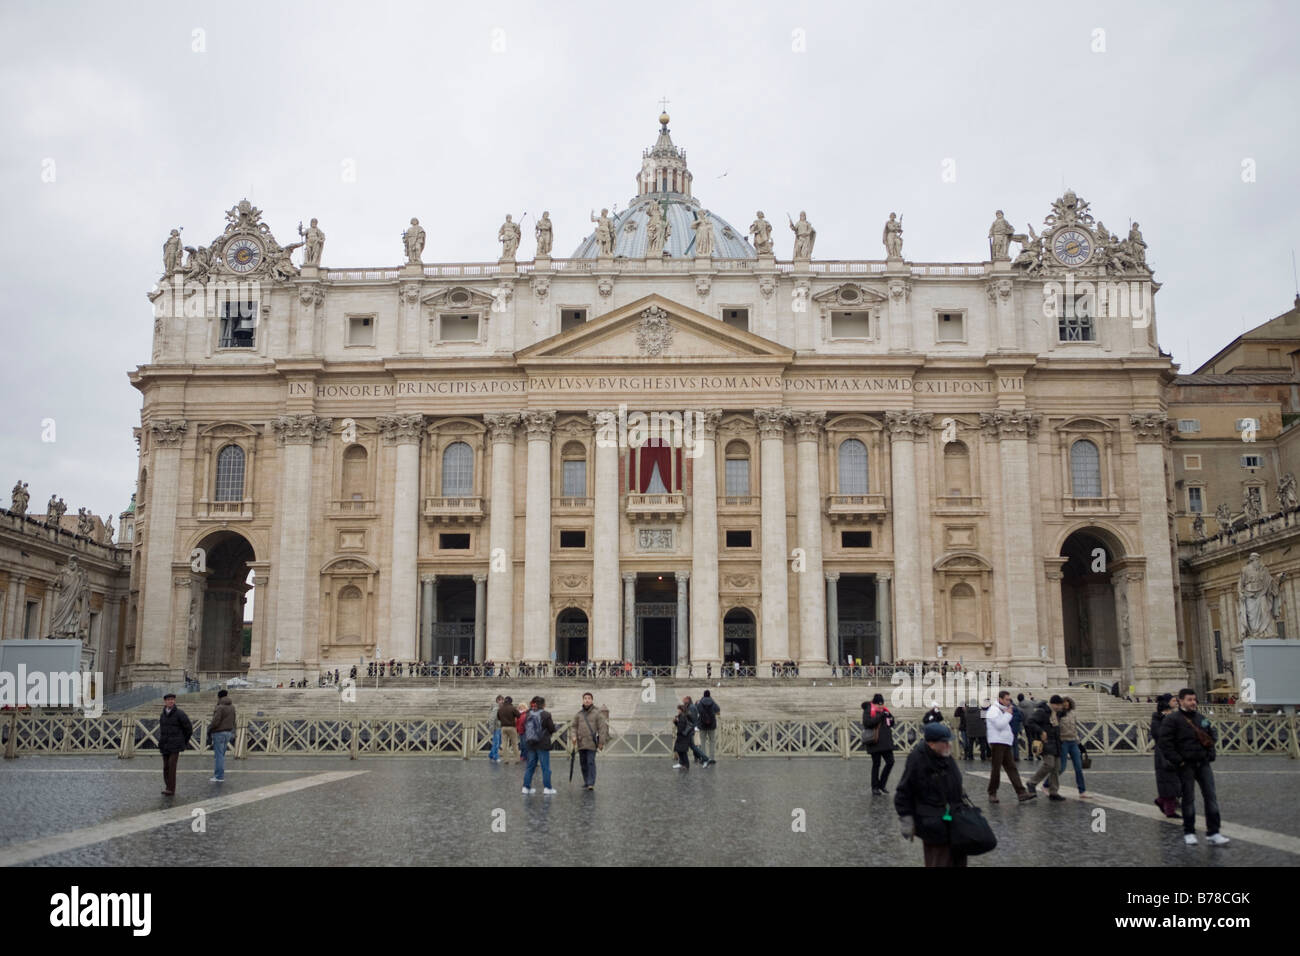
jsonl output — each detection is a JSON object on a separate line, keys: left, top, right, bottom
{"left": 986, "top": 690, "right": 1035, "bottom": 803}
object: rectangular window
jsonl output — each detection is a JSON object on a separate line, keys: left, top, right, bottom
{"left": 1057, "top": 295, "right": 1095, "bottom": 341}
{"left": 1241, "top": 455, "right": 1262, "bottom": 469}
{"left": 219, "top": 300, "right": 257, "bottom": 348}
{"left": 347, "top": 315, "right": 375, "bottom": 346}
{"left": 561, "top": 308, "right": 587, "bottom": 332}
{"left": 830, "top": 311, "right": 871, "bottom": 339}
{"left": 439, "top": 314, "right": 479, "bottom": 342}
{"left": 935, "top": 311, "right": 965, "bottom": 342}
{"left": 562, "top": 460, "right": 586, "bottom": 497}
{"left": 559, "top": 530, "right": 586, "bottom": 548}
{"left": 841, "top": 531, "right": 872, "bottom": 548}
{"left": 722, "top": 308, "right": 749, "bottom": 332}
{"left": 725, "top": 529, "right": 752, "bottom": 548}
{"left": 439, "top": 533, "right": 471, "bottom": 550}
{"left": 1183, "top": 455, "right": 1202, "bottom": 470}
{"left": 1187, "top": 487, "right": 1203, "bottom": 513}
{"left": 724, "top": 458, "right": 750, "bottom": 497}
{"left": 1176, "top": 419, "right": 1200, "bottom": 433}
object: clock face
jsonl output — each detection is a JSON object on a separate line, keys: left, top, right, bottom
{"left": 225, "top": 238, "right": 262, "bottom": 273}
{"left": 1052, "top": 229, "right": 1092, "bottom": 267}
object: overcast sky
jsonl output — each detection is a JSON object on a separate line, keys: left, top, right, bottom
{"left": 1, "top": 0, "right": 1297, "bottom": 528}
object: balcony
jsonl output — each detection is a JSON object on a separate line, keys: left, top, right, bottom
{"left": 718, "top": 495, "right": 760, "bottom": 514}
{"left": 552, "top": 496, "right": 593, "bottom": 514}
{"left": 626, "top": 492, "right": 685, "bottom": 523}
{"left": 423, "top": 496, "right": 485, "bottom": 525}
{"left": 825, "top": 493, "right": 887, "bottom": 522}
{"left": 936, "top": 495, "right": 983, "bottom": 511}
{"left": 198, "top": 499, "right": 253, "bottom": 521}
{"left": 1062, "top": 495, "right": 1120, "bottom": 514}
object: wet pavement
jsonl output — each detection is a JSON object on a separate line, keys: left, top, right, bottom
{"left": 1, "top": 754, "right": 1296, "bottom": 866}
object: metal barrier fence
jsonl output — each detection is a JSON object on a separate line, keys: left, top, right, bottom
{"left": 4, "top": 711, "right": 1297, "bottom": 759}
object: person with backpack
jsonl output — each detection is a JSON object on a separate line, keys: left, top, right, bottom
{"left": 695, "top": 690, "right": 720, "bottom": 762}
{"left": 570, "top": 692, "right": 609, "bottom": 790}
{"left": 681, "top": 696, "right": 714, "bottom": 767}
{"left": 521, "top": 696, "right": 558, "bottom": 794}
{"left": 1156, "top": 688, "right": 1228, "bottom": 845}
{"left": 672, "top": 704, "right": 694, "bottom": 771}
{"left": 861, "top": 693, "right": 896, "bottom": 795}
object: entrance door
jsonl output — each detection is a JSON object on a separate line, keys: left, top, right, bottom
{"left": 638, "top": 616, "right": 674, "bottom": 666}
{"left": 722, "top": 608, "right": 756, "bottom": 664}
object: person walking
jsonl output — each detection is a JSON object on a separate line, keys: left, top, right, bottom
{"left": 1057, "top": 696, "right": 1087, "bottom": 797}
{"left": 985, "top": 690, "right": 1033, "bottom": 803}
{"left": 1157, "top": 688, "right": 1229, "bottom": 845}
{"left": 498, "top": 695, "right": 520, "bottom": 762}
{"left": 571, "top": 692, "right": 609, "bottom": 790}
{"left": 681, "top": 696, "right": 714, "bottom": 767}
{"left": 1150, "top": 694, "right": 1180, "bottom": 818}
{"left": 672, "top": 704, "right": 694, "bottom": 771}
{"left": 521, "top": 697, "right": 558, "bottom": 795}
{"left": 922, "top": 705, "right": 944, "bottom": 724}
{"left": 696, "top": 690, "right": 720, "bottom": 762}
{"left": 158, "top": 693, "right": 193, "bottom": 796}
{"left": 1010, "top": 695, "right": 1025, "bottom": 762}
{"left": 895, "top": 722, "right": 971, "bottom": 867}
{"left": 208, "top": 689, "right": 236, "bottom": 783}
{"left": 515, "top": 702, "right": 531, "bottom": 764}
{"left": 1025, "top": 695, "right": 1066, "bottom": 801}
{"left": 861, "top": 693, "right": 896, "bottom": 795}
{"left": 489, "top": 694, "right": 505, "bottom": 762}
{"left": 953, "top": 704, "right": 968, "bottom": 759}
{"left": 963, "top": 700, "right": 988, "bottom": 760}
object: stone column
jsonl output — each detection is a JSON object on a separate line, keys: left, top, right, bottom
{"left": 690, "top": 409, "right": 722, "bottom": 667}
{"left": 885, "top": 412, "right": 929, "bottom": 660}
{"left": 473, "top": 573, "right": 487, "bottom": 663}
{"left": 139, "top": 420, "right": 187, "bottom": 668}
{"left": 420, "top": 575, "right": 436, "bottom": 661}
{"left": 825, "top": 573, "right": 840, "bottom": 668}
{"left": 8, "top": 574, "right": 26, "bottom": 638}
{"left": 979, "top": 410, "right": 1041, "bottom": 669}
{"left": 484, "top": 413, "right": 520, "bottom": 661}
{"left": 588, "top": 409, "right": 621, "bottom": 661}
{"left": 790, "top": 411, "right": 828, "bottom": 675}
{"left": 622, "top": 572, "right": 636, "bottom": 661}
{"left": 522, "top": 411, "right": 555, "bottom": 662}
{"left": 756, "top": 408, "right": 791, "bottom": 666}
{"left": 1130, "top": 413, "right": 1183, "bottom": 686}
{"left": 378, "top": 414, "right": 422, "bottom": 662}
{"left": 877, "top": 573, "right": 893, "bottom": 662}
{"left": 676, "top": 572, "right": 690, "bottom": 675}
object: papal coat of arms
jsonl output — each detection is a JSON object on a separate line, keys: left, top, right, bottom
{"left": 635, "top": 306, "right": 674, "bottom": 356}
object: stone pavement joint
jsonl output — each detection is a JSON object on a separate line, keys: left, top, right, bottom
{"left": 0, "top": 770, "right": 367, "bottom": 866}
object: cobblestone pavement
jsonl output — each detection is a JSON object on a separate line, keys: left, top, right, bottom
{"left": 1, "top": 754, "right": 1296, "bottom": 866}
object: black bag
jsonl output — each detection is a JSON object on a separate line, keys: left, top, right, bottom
{"left": 947, "top": 802, "right": 998, "bottom": 856}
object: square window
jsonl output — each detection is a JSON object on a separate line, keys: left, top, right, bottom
{"left": 936, "top": 311, "right": 965, "bottom": 342}
{"left": 439, "top": 533, "right": 471, "bottom": 550}
{"left": 841, "top": 531, "right": 872, "bottom": 548}
{"left": 439, "top": 314, "right": 479, "bottom": 342}
{"left": 722, "top": 308, "right": 749, "bottom": 332}
{"left": 1055, "top": 295, "right": 1095, "bottom": 341}
{"left": 347, "top": 315, "right": 375, "bottom": 346}
{"left": 1184, "top": 455, "right": 1202, "bottom": 470}
{"left": 559, "top": 530, "right": 586, "bottom": 548}
{"left": 725, "top": 529, "right": 752, "bottom": 548}
{"left": 1176, "top": 419, "right": 1200, "bottom": 433}
{"left": 561, "top": 308, "right": 587, "bottom": 332}
{"left": 831, "top": 311, "right": 871, "bottom": 339}
{"left": 1241, "top": 455, "right": 1262, "bottom": 469}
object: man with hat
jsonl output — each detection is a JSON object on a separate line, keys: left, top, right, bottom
{"left": 158, "top": 692, "right": 194, "bottom": 796}
{"left": 894, "top": 722, "right": 971, "bottom": 867}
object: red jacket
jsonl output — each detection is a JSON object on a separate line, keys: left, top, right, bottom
{"left": 515, "top": 709, "right": 529, "bottom": 735}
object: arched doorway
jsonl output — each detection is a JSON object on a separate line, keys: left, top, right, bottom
{"left": 195, "top": 531, "right": 255, "bottom": 677}
{"left": 1060, "top": 529, "right": 1121, "bottom": 671}
{"left": 722, "top": 608, "right": 756, "bottom": 665}
{"left": 556, "top": 608, "right": 589, "bottom": 663}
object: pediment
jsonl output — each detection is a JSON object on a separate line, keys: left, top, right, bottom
{"left": 516, "top": 294, "right": 793, "bottom": 365}
{"left": 421, "top": 286, "right": 497, "bottom": 310}
{"left": 811, "top": 282, "right": 888, "bottom": 307}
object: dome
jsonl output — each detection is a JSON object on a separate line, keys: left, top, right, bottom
{"left": 571, "top": 113, "right": 756, "bottom": 260}
{"left": 571, "top": 197, "right": 756, "bottom": 260}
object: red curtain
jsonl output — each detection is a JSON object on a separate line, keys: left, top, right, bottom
{"left": 635, "top": 441, "right": 680, "bottom": 492}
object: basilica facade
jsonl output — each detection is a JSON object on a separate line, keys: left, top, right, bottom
{"left": 125, "top": 114, "right": 1187, "bottom": 691}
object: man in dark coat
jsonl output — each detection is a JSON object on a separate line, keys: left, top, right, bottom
{"left": 963, "top": 700, "right": 989, "bottom": 760}
{"left": 1025, "top": 696, "right": 1065, "bottom": 800}
{"left": 1156, "top": 688, "right": 1228, "bottom": 845}
{"left": 521, "top": 696, "right": 558, "bottom": 794}
{"left": 895, "top": 722, "right": 970, "bottom": 867}
{"left": 158, "top": 693, "right": 193, "bottom": 796}
{"left": 861, "top": 694, "right": 896, "bottom": 795}
{"left": 1150, "top": 694, "right": 1180, "bottom": 817}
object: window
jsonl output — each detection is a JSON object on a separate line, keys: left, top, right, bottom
{"left": 724, "top": 441, "right": 750, "bottom": 497}
{"left": 219, "top": 300, "right": 257, "bottom": 348}
{"left": 841, "top": 531, "right": 872, "bottom": 548}
{"left": 1070, "top": 439, "right": 1102, "bottom": 497}
{"left": 1057, "top": 294, "right": 1095, "bottom": 342}
{"left": 830, "top": 311, "right": 871, "bottom": 339}
{"left": 1187, "top": 486, "right": 1203, "bottom": 513}
{"left": 1241, "top": 454, "right": 1262, "bottom": 469}
{"left": 347, "top": 316, "right": 375, "bottom": 346}
{"left": 838, "top": 439, "right": 869, "bottom": 495}
{"left": 629, "top": 441, "right": 680, "bottom": 494}
{"left": 214, "top": 445, "right": 245, "bottom": 501}
{"left": 342, "top": 445, "right": 368, "bottom": 501}
{"left": 337, "top": 585, "right": 364, "bottom": 641}
{"left": 725, "top": 529, "right": 752, "bottom": 548}
{"left": 1183, "top": 455, "right": 1202, "bottom": 470}
{"left": 943, "top": 441, "right": 971, "bottom": 496}
{"left": 439, "top": 313, "right": 479, "bottom": 342}
{"left": 559, "top": 530, "right": 586, "bottom": 548}
{"left": 1176, "top": 419, "right": 1201, "bottom": 433}
{"left": 723, "top": 308, "right": 749, "bottom": 332}
{"left": 561, "top": 309, "right": 587, "bottom": 332}
{"left": 936, "top": 312, "right": 965, "bottom": 342}
{"left": 561, "top": 442, "right": 587, "bottom": 497}
{"left": 439, "top": 533, "right": 471, "bottom": 549}
{"left": 441, "top": 442, "right": 473, "bottom": 496}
